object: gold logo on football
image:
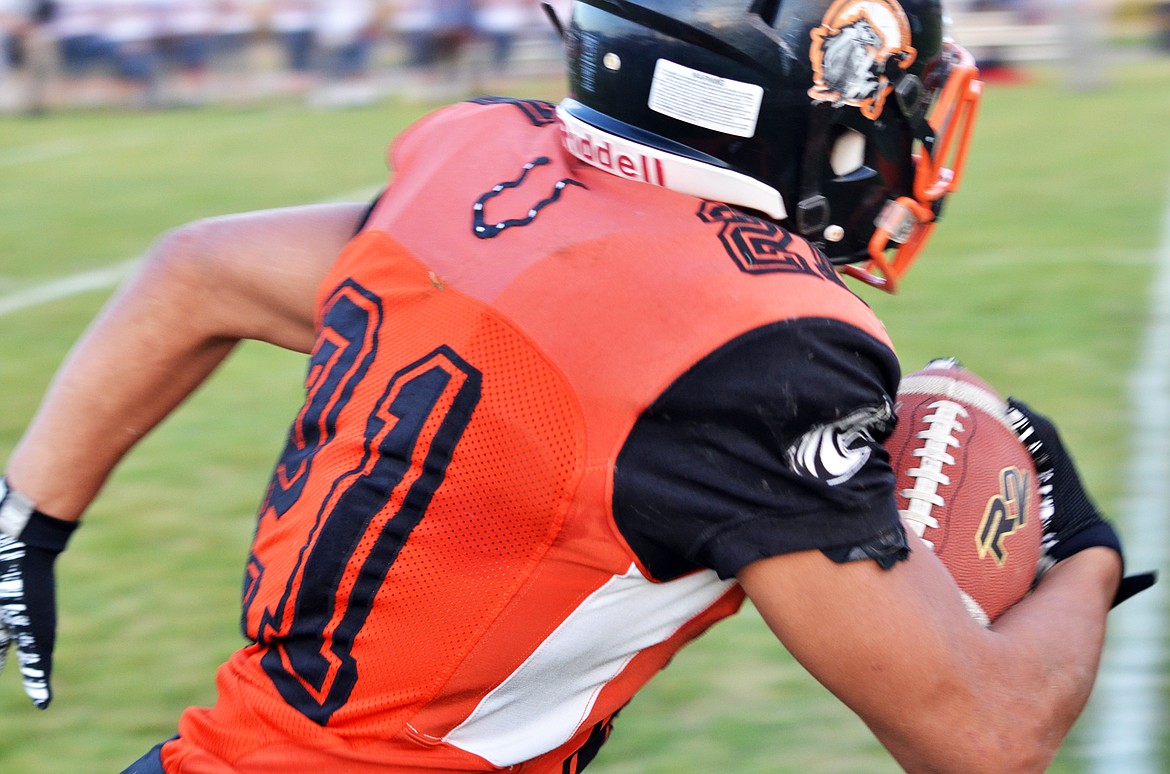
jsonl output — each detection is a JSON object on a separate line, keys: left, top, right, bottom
{"left": 977, "top": 468, "right": 1030, "bottom": 565}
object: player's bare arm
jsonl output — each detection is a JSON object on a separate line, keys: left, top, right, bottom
{"left": 5, "top": 202, "right": 367, "bottom": 521}
{"left": 738, "top": 537, "right": 1120, "bottom": 773}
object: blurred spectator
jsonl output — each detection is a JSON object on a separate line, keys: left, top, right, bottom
{"left": 390, "top": 0, "right": 473, "bottom": 73}
{"left": 52, "top": 0, "right": 112, "bottom": 106}
{"left": 0, "top": 3, "right": 25, "bottom": 104}
{"left": 268, "top": 0, "right": 314, "bottom": 93}
{"left": 3, "top": 0, "right": 58, "bottom": 113}
{"left": 1156, "top": 0, "right": 1170, "bottom": 52}
{"left": 27, "top": 0, "right": 60, "bottom": 113}
{"left": 0, "top": 1, "right": 20, "bottom": 87}
{"left": 310, "top": 0, "right": 376, "bottom": 105}
{"left": 211, "top": 0, "right": 258, "bottom": 101}
{"left": 473, "top": 0, "right": 533, "bottom": 73}
{"left": 160, "top": 0, "right": 214, "bottom": 105}
{"left": 105, "top": 0, "right": 165, "bottom": 108}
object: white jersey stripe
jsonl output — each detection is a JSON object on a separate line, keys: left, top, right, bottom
{"left": 443, "top": 564, "right": 736, "bottom": 766}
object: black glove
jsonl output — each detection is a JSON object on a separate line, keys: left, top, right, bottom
{"left": 1005, "top": 400, "right": 1156, "bottom": 608}
{"left": 0, "top": 477, "right": 77, "bottom": 709}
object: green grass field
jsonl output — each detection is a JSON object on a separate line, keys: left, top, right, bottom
{"left": 1, "top": 55, "right": 1169, "bottom": 773}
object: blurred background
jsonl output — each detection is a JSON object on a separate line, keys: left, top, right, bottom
{"left": 0, "top": 0, "right": 1166, "bottom": 114}
{"left": 1, "top": 1, "right": 1169, "bottom": 773}
{"left": 0, "top": 0, "right": 577, "bottom": 113}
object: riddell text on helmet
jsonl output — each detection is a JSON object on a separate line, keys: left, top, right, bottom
{"left": 560, "top": 121, "right": 667, "bottom": 187}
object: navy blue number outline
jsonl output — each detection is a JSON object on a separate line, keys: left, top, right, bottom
{"left": 472, "top": 156, "right": 586, "bottom": 239}
{"left": 248, "top": 281, "right": 482, "bottom": 725}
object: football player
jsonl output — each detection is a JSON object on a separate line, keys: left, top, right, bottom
{"left": 0, "top": 1, "right": 1153, "bottom": 772}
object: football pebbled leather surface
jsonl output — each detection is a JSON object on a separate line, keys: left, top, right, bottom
{"left": 885, "top": 360, "right": 1042, "bottom": 624}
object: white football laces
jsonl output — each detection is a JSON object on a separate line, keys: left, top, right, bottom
{"left": 899, "top": 400, "right": 968, "bottom": 549}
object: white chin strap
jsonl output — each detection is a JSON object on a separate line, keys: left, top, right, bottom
{"left": 556, "top": 104, "right": 788, "bottom": 220}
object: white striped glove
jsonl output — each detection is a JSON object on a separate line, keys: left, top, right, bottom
{"left": 0, "top": 477, "right": 77, "bottom": 709}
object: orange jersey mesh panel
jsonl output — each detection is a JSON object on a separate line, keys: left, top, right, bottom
{"left": 176, "top": 231, "right": 587, "bottom": 768}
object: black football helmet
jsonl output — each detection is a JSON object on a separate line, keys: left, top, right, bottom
{"left": 556, "top": 0, "right": 981, "bottom": 291}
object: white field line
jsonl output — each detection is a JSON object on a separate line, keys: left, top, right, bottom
{"left": 0, "top": 114, "right": 293, "bottom": 169}
{"left": 0, "top": 259, "right": 140, "bottom": 317}
{"left": 1086, "top": 179, "right": 1170, "bottom": 773}
{"left": 0, "top": 139, "right": 84, "bottom": 167}
{"left": 1, "top": 130, "right": 177, "bottom": 168}
{"left": 0, "top": 185, "right": 381, "bottom": 319}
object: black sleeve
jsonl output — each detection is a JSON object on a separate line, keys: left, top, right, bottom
{"left": 354, "top": 189, "right": 385, "bottom": 235}
{"left": 612, "top": 317, "right": 905, "bottom": 581}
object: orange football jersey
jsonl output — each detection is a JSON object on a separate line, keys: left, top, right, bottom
{"left": 159, "top": 99, "right": 901, "bottom": 773}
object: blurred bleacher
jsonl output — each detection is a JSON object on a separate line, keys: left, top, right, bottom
{"left": 0, "top": 0, "right": 569, "bottom": 114}
{"left": 0, "top": 0, "right": 1167, "bottom": 115}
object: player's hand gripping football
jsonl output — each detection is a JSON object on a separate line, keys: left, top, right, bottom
{"left": 0, "top": 477, "right": 77, "bottom": 709}
{"left": 1005, "top": 400, "right": 1156, "bottom": 607}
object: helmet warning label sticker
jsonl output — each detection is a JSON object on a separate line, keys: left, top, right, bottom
{"left": 647, "top": 59, "right": 763, "bottom": 139}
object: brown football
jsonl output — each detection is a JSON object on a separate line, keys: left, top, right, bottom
{"left": 885, "top": 359, "right": 1043, "bottom": 624}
